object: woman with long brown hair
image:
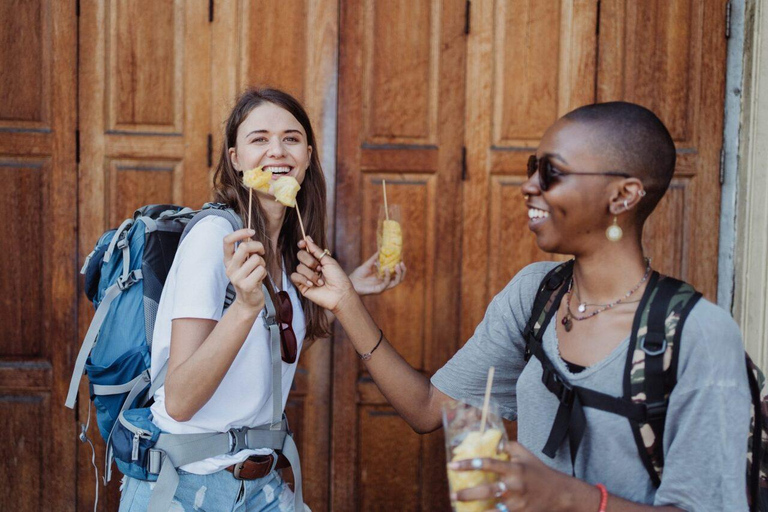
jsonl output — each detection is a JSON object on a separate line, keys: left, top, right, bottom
{"left": 118, "top": 88, "right": 405, "bottom": 511}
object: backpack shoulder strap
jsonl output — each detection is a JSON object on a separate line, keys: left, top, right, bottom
{"left": 179, "top": 203, "right": 243, "bottom": 244}
{"left": 745, "top": 355, "right": 767, "bottom": 511}
{"left": 523, "top": 260, "right": 574, "bottom": 361}
{"left": 625, "top": 273, "right": 702, "bottom": 486}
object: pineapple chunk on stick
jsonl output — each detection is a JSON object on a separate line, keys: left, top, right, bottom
{"left": 243, "top": 166, "right": 272, "bottom": 193}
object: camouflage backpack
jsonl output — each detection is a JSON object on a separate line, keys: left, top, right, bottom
{"left": 522, "top": 260, "right": 768, "bottom": 511}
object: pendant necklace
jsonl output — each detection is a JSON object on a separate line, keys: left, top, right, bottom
{"left": 562, "top": 258, "right": 652, "bottom": 332}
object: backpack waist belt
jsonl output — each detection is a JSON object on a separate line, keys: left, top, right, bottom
{"left": 145, "top": 419, "right": 302, "bottom": 512}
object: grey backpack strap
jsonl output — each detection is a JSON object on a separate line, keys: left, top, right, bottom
{"left": 262, "top": 283, "right": 283, "bottom": 428}
{"left": 179, "top": 204, "right": 243, "bottom": 246}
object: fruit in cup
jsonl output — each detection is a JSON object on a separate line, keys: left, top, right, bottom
{"left": 447, "top": 428, "right": 509, "bottom": 512}
{"left": 378, "top": 219, "right": 402, "bottom": 276}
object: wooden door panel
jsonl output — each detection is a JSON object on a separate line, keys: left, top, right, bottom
{"left": 363, "top": 0, "right": 438, "bottom": 143}
{"left": 110, "top": 0, "right": 183, "bottom": 132}
{"left": 1, "top": 163, "right": 46, "bottom": 356}
{"left": 108, "top": 160, "right": 181, "bottom": 225}
{"left": 236, "top": 0, "right": 309, "bottom": 101}
{"left": 598, "top": 0, "right": 725, "bottom": 299}
{"left": 358, "top": 407, "right": 423, "bottom": 511}
{"left": 462, "top": 0, "right": 597, "bottom": 342}
{"left": 335, "top": 0, "right": 466, "bottom": 510}
{"left": 77, "top": 2, "right": 210, "bottom": 509}
{"left": 0, "top": 0, "right": 50, "bottom": 125}
{"left": 0, "top": 1, "right": 77, "bottom": 511}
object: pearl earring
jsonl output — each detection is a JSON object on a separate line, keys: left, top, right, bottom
{"left": 606, "top": 216, "right": 623, "bottom": 242}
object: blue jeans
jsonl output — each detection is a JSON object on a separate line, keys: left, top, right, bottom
{"left": 118, "top": 469, "right": 297, "bottom": 511}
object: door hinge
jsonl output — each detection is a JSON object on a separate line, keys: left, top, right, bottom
{"left": 76, "top": 0, "right": 80, "bottom": 17}
{"left": 725, "top": 0, "right": 732, "bottom": 39}
{"left": 719, "top": 146, "right": 725, "bottom": 185}
{"left": 207, "top": 134, "right": 213, "bottom": 167}
{"left": 461, "top": 146, "right": 467, "bottom": 181}
{"left": 75, "top": 129, "right": 80, "bottom": 164}
{"left": 209, "top": 0, "right": 214, "bottom": 22}
{"left": 464, "top": 1, "right": 471, "bottom": 35}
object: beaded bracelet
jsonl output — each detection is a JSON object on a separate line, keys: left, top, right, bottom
{"left": 596, "top": 483, "right": 608, "bottom": 512}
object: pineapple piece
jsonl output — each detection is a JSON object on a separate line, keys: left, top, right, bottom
{"left": 242, "top": 166, "right": 272, "bottom": 193}
{"left": 271, "top": 176, "right": 301, "bottom": 207}
{"left": 378, "top": 219, "right": 403, "bottom": 275}
{"left": 447, "top": 429, "right": 509, "bottom": 512}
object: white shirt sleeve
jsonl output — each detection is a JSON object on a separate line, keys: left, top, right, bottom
{"left": 170, "top": 217, "right": 233, "bottom": 322}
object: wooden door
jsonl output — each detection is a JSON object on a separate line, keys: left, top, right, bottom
{"left": 0, "top": 1, "right": 78, "bottom": 511}
{"left": 77, "top": 1, "right": 212, "bottom": 509}
{"left": 461, "top": 0, "right": 727, "bottom": 340}
{"left": 333, "top": 1, "right": 467, "bottom": 510}
{"left": 211, "top": 1, "right": 339, "bottom": 509}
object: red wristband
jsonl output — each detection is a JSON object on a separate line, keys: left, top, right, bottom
{"left": 596, "top": 483, "right": 608, "bottom": 512}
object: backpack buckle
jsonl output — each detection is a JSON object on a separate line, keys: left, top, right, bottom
{"left": 117, "top": 270, "right": 142, "bottom": 291}
{"left": 542, "top": 369, "right": 574, "bottom": 406}
{"left": 228, "top": 426, "right": 249, "bottom": 454}
{"left": 640, "top": 332, "right": 667, "bottom": 356}
{"left": 645, "top": 401, "right": 667, "bottom": 421}
{"left": 262, "top": 309, "right": 278, "bottom": 329}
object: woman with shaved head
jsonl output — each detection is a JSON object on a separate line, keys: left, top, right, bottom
{"left": 293, "top": 102, "right": 749, "bottom": 511}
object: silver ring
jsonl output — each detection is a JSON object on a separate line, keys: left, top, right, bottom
{"left": 495, "top": 503, "right": 510, "bottom": 512}
{"left": 494, "top": 481, "right": 508, "bottom": 498}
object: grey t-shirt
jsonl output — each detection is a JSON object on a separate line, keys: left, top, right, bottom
{"left": 432, "top": 262, "right": 750, "bottom": 511}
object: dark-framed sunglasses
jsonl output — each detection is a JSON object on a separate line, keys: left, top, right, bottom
{"left": 527, "top": 154, "right": 631, "bottom": 191}
{"left": 274, "top": 290, "right": 298, "bottom": 364}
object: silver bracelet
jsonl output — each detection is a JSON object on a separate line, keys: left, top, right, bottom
{"left": 358, "top": 329, "right": 384, "bottom": 361}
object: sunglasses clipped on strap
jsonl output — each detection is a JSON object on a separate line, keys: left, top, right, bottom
{"left": 274, "top": 290, "right": 298, "bottom": 364}
{"left": 265, "top": 278, "right": 298, "bottom": 364}
{"left": 526, "top": 154, "right": 631, "bottom": 191}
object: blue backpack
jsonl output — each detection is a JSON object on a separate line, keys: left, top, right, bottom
{"left": 66, "top": 203, "right": 304, "bottom": 512}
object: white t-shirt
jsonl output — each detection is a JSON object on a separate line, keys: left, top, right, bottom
{"left": 149, "top": 216, "right": 306, "bottom": 474}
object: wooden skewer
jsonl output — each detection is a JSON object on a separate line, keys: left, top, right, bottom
{"left": 295, "top": 200, "right": 309, "bottom": 246}
{"left": 480, "top": 366, "right": 495, "bottom": 434}
{"left": 248, "top": 188, "right": 253, "bottom": 231}
{"left": 382, "top": 180, "right": 390, "bottom": 221}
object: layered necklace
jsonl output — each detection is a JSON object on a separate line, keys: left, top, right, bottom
{"left": 562, "top": 258, "right": 652, "bottom": 332}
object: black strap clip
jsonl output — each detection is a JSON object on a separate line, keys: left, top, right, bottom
{"left": 645, "top": 400, "right": 667, "bottom": 421}
{"left": 542, "top": 368, "right": 574, "bottom": 406}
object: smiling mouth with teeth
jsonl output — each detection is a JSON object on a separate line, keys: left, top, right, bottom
{"left": 528, "top": 207, "right": 550, "bottom": 220}
{"left": 264, "top": 166, "right": 292, "bottom": 176}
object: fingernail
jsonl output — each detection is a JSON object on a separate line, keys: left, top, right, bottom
{"left": 248, "top": 229, "right": 255, "bottom": 235}
{"left": 449, "top": 493, "right": 457, "bottom": 501}
{"left": 448, "top": 462, "right": 460, "bottom": 470}
{"left": 307, "top": 280, "right": 313, "bottom": 287}
{"left": 318, "top": 279, "right": 324, "bottom": 285}
{"left": 307, "top": 236, "right": 314, "bottom": 243}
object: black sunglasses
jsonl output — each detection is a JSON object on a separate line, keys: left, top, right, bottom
{"left": 527, "top": 154, "right": 631, "bottom": 191}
